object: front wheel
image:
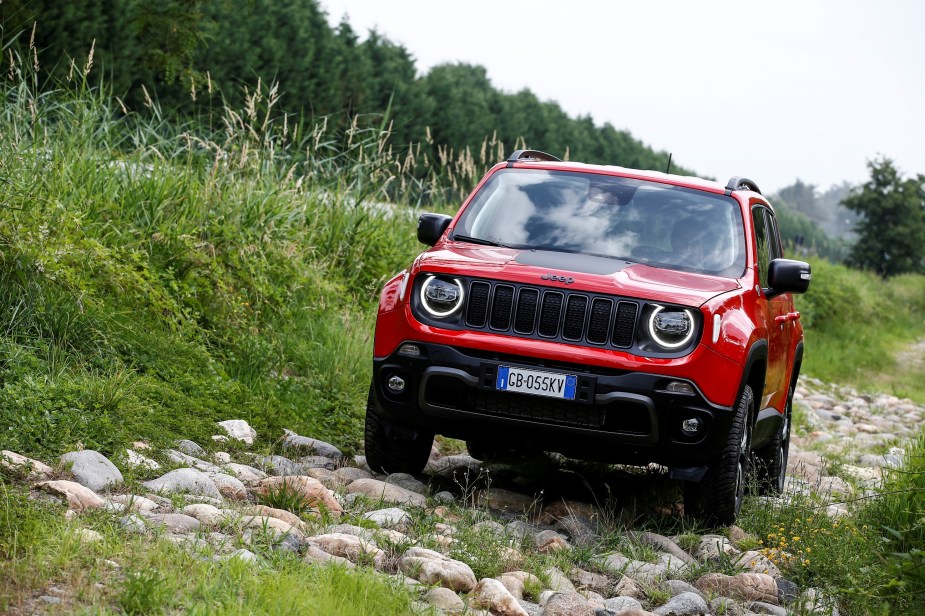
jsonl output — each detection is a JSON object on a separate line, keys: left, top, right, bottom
{"left": 685, "top": 384, "right": 754, "bottom": 526}
{"left": 364, "top": 385, "right": 433, "bottom": 475}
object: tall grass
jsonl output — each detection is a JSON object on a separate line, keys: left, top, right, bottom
{"left": 796, "top": 259, "right": 925, "bottom": 401}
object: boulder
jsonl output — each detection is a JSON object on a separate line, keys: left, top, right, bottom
{"left": 470, "top": 578, "right": 529, "bottom": 616}
{"left": 281, "top": 430, "right": 343, "bottom": 459}
{"left": 216, "top": 420, "right": 256, "bottom": 445}
{"left": 398, "top": 547, "right": 477, "bottom": 591}
{"left": 695, "top": 572, "right": 779, "bottom": 605}
{"left": 36, "top": 480, "right": 106, "bottom": 511}
{"left": 140, "top": 513, "right": 200, "bottom": 533}
{"left": 424, "top": 587, "right": 465, "bottom": 612}
{"left": 181, "top": 503, "right": 225, "bottom": 526}
{"left": 363, "top": 507, "right": 412, "bottom": 530}
{"left": 346, "top": 478, "right": 426, "bottom": 507}
{"left": 541, "top": 591, "right": 595, "bottom": 616}
{"left": 653, "top": 592, "right": 709, "bottom": 616}
{"left": 60, "top": 450, "right": 123, "bottom": 491}
{"left": 207, "top": 472, "right": 248, "bottom": 501}
{"left": 142, "top": 468, "right": 222, "bottom": 500}
{"left": 2, "top": 450, "right": 53, "bottom": 479}
{"left": 309, "top": 533, "right": 384, "bottom": 568}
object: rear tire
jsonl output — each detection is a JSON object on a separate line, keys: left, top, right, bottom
{"left": 754, "top": 382, "right": 793, "bottom": 495}
{"left": 364, "top": 385, "right": 433, "bottom": 475}
{"left": 685, "top": 384, "right": 754, "bottom": 526}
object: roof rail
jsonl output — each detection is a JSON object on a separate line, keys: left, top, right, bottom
{"left": 506, "top": 149, "right": 562, "bottom": 165}
{"left": 724, "top": 176, "right": 762, "bottom": 195}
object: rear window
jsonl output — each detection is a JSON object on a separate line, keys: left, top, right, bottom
{"left": 454, "top": 169, "right": 746, "bottom": 277}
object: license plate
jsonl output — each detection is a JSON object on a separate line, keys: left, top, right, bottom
{"left": 496, "top": 366, "right": 577, "bottom": 400}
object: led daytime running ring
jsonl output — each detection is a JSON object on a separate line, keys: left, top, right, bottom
{"left": 647, "top": 305, "right": 695, "bottom": 349}
{"left": 420, "top": 275, "right": 465, "bottom": 317}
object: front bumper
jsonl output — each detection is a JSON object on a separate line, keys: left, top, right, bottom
{"left": 371, "top": 341, "right": 735, "bottom": 469}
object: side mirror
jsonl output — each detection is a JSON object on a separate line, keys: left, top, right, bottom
{"left": 765, "top": 259, "right": 811, "bottom": 298}
{"left": 417, "top": 213, "right": 452, "bottom": 246}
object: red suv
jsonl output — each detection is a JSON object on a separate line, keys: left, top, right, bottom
{"left": 366, "top": 150, "right": 810, "bottom": 524}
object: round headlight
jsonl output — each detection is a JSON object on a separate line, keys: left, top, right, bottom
{"left": 420, "top": 275, "right": 464, "bottom": 317}
{"left": 647, "top": 305, "right": 695, "bottom": 349}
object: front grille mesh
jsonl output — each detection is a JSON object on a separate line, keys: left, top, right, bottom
{"left": 464, "top": 280, "right": 638, "bottom": 349}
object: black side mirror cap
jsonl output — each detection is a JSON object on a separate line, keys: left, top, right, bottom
{"left": 765, "top": 258, "right": 811, "bottom": 298}
{"left": 417, "top": 213, "right": 452, "bottom": 246}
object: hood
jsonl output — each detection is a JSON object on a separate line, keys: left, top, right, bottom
{"left": 414, "top": 242, "right": 741, "bottom": 307}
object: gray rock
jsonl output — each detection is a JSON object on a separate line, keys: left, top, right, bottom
{"left": 223, "top": 462, "right": 267, "bottom": 482}
{"left": 176, "top": 439, "right": 207, "bottom": 457}
{"left": 433, "top": 490, "right": 456, "bottom": 504}
{"left": 535, "top": 529, "right": 570, "bottom": 552}
{"left": 142, "top": 513, "right": 201, "bottom": 533}
{"left": 363, "top": 507, "right": 412, "bottom": 530}
{"left": 424, "top": 587, "right": 465, "bottom": 612}
{"left": 543, "top": 591, "right": 595, "bottom": 616}
{"left": 776, "top": 579, "right": 799, "bottom": 605}
{"left": 124, "top": 449, "right": 161, "bottom": 472}
{"left": 252, "top": 455, "right": 300, "bottom": 476}
{"left": 296, "top": 455, "right": 336, "bottom": 470}
{"left": 398, "top": 547, "right": 477, "bottom": 592}
{"left": 555, "top": 512, "right": 599, "bottom": 547}
{"left": 216, "top": 419, "right": 256, "bottom": 445}
{"left": 747, "top": 601, "right": 787, "bottom": 616}
{"left": 474, "top": 520, "right": 506, "bottom": 536}
{"left": 282, "top": 430, "right": 343, "bottom": 459}
{"left": 384, "top": 472, "right": 427, "bottom": 494}
{"left": 570, "top": 568, "right": 613, "bottom": 596}
{"left": 226, "top": 549, "right": 258, "bottom": 564}
{"left": 602, "top": 595, "right": 644, "bottom": 613}
{"left": 543, "top": 566, "right": 577, "bottom": 593}
{"left": 38, "top": 596, "right": 61, "bottom": 605}
{"left": 333, "top": 466, "right": 373, "bottom": 483}
{"left": 60, "top": 450, "right": 123, "bottom": 491}
{"left": 662, "top": 580, "right": 706, "bottom": 601}
{"left": 633, "top": 531, "right": 695, "bottom": 564}
{"left": 346, "top": 478, "right": 426, "bottom": 507}
{"left": 272, "top": 532, "right": 303, "bottom": 554}
{"left": 517, "top": 598, "right": 543, "bottom": 616}
{"left": 120, "top": 514, "right": 148, "bottom": 533}
{"left": 142, "top": 468, "right": 222, "bottom": 499}
{"left": 164, "top": 449, "right": 222, "bottom": 473}
{"left": 207, "top": 472, "right": 248, "bottom": 501}
{"left": 425, "top": 453, "right": 482, "bottom": 478}
{"left": 710, "top": 596, "right": 745, "bottom": 616}
{"left": 653, "top": 591, "right": 709, "bottom": 615}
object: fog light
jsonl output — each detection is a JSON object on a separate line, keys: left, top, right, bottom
{"left": 666, "top": 381, "right": 695, "bottom": 395}
{"left": 681, "top": 418, "right": 702, "bottom": 435}
{"left": 387, "top": 375, "right": 406, "bottom": 393}
{"left": 398, "top": 344, "right": 421, "bottom": 357}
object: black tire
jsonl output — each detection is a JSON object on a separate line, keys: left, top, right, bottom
{"left": 364, "top": 385, "right": 433, "bottom": 475}
{"left": 753, "top": 381, "right": 794, "bottom": 495}
{"left": 685, "top": 384, "right": 754, "bottom": 526}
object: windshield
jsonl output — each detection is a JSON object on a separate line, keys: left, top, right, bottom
{"left": 454, "top": 169, "right": 746, "bottom": 277}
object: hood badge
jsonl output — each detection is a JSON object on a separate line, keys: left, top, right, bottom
{"left": 541, "top": 273, "right": 575, "bottom": 284}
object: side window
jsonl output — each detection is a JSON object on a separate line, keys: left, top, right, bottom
{"left": 751, "top": 206, "right": 771, "bottom": 285}
{"left": 764, "top": 211, "right": 783, "bottom": 261}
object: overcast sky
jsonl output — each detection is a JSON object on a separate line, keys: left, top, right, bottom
{"left": 320, "top": 0, "right": 925, "bottom": 194}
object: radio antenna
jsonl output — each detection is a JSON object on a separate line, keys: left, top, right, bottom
{"left": 665, "top": 153, "right": 673, "bottom": 174}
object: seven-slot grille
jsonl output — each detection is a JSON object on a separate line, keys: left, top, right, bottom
{"left": 465, "top": 280, "right": 638, "bottom": 348}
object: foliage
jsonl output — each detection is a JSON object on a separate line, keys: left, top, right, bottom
{"left": 795, "top": 258, "right": 925, "bottom": 402}
{"left": 0, "top": 0, "right": 690, "bottom": 177}
{"left": 843, "top": 158, "right": 925, "bottom": 278}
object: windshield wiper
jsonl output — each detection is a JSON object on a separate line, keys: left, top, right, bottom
{"left": 452, "top": 234, "right": 509, "bottom": 248}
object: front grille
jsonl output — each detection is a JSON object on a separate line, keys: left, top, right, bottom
{"left": 464, "top": 280, "right": 639, "bottom": 349}
{"left": 472, "top": 389, "right": 605, "bottom": 428}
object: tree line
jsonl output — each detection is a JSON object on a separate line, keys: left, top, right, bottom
{"left": 0, "top": 0, "right": 680, "bottom": 174}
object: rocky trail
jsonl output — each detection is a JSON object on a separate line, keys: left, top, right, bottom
{"left": 2, "top": 378, "right": 922, "bottom": 616}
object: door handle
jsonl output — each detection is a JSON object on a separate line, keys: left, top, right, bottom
{"left": 775, "top": 311, "right": 801, "bottom": 324}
